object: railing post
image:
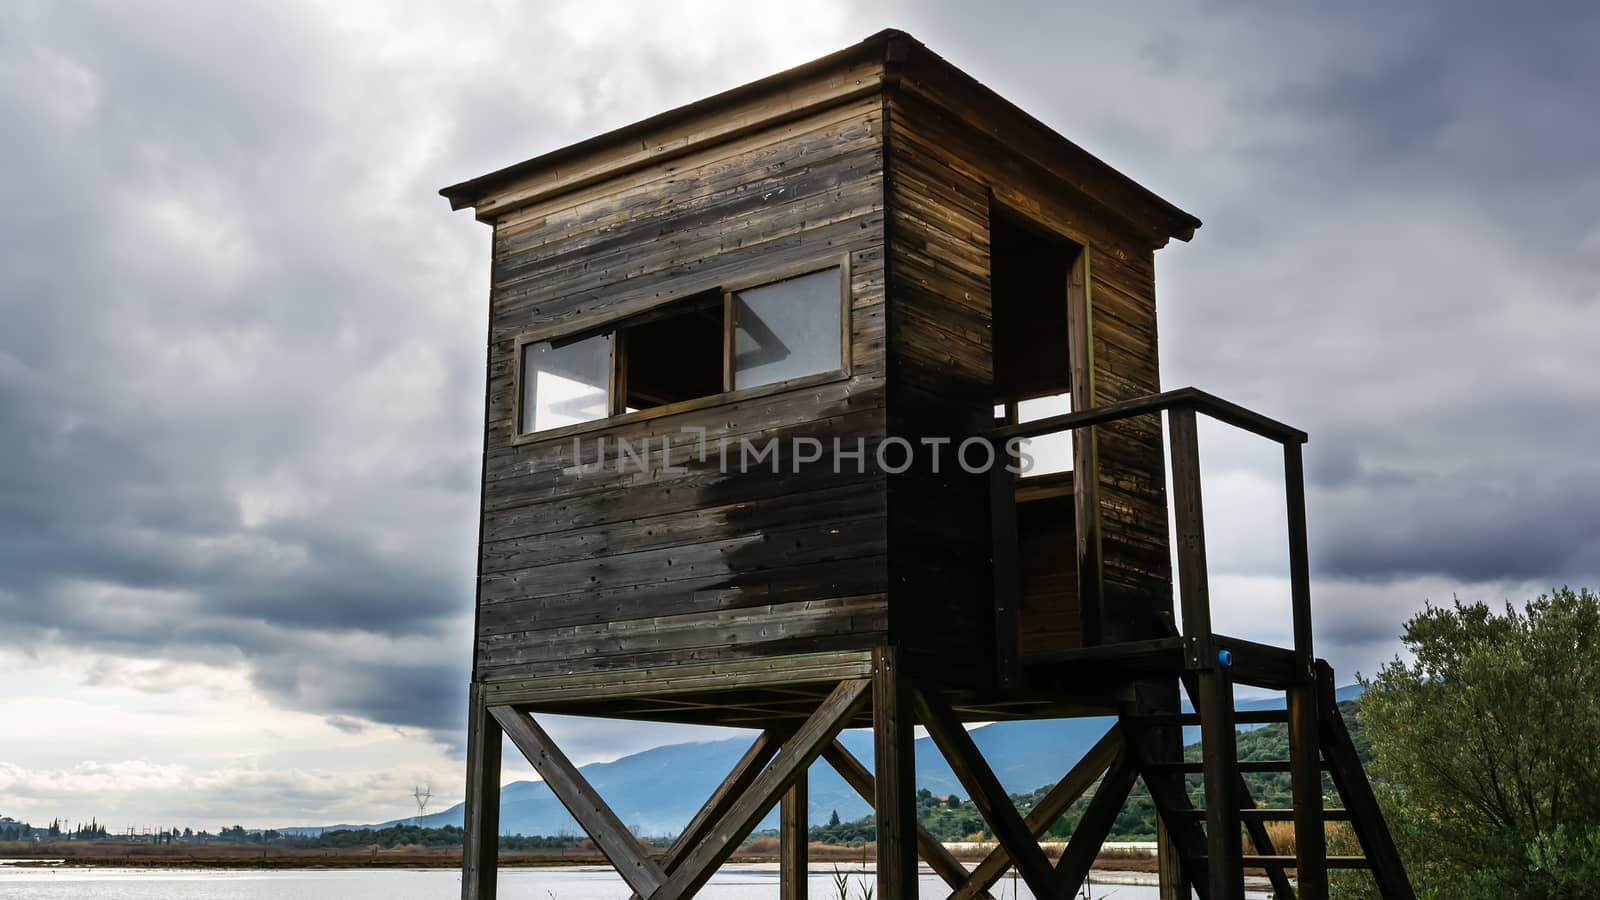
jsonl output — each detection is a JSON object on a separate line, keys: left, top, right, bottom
{"left": 1284, "top": 440, "right": 1329, "bottom": 897}
{"left": 1283, "top": 442, "right": 1314, "bottom": 673}
{"left": 1167, "top": 406, "right": 1211, "bottom": 640}
{"left": 1168, "top": 406, "right": 1243, "bottom": 899}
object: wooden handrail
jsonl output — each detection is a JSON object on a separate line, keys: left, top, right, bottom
{"left": 988, "top": 387, "right": 1307, "bottom": 445}
{"left": 984, "top": 386, "right": 1316, "bottom": 681}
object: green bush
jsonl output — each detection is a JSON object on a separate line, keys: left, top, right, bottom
{"left": 1346, "top": 588, "right": 1600, "bottom": 899}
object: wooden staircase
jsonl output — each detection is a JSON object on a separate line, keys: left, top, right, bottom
{"left": 1118, "top": 660, "right": 1415, "bottom": 900}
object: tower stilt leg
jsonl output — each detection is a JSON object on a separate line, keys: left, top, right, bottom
{"left": 781, "top": 775, "right": 808, "bottom": 900}
{"left": 461, "top": 682, "right": 502, "bottom": 900}
{"left": 873, "top": 648, "right": 919, "bottom": 899}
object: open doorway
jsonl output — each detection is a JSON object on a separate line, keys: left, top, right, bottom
{"left": 991, "top": 203, "right": 1084, "bottom": 654}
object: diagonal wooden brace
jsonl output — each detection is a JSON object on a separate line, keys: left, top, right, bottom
{"left": 627, "top": 729, "right": 785, "bottom": 900}
{"left": 914, "top": 688, "right": 1058, "bottom": 897}
{"left": 820, "top": 739, "right": 979, "bottom": 894}
{"left": 1053, "top": 750, "right": 1140, "bottom": 897}
{"left": 491, "top": 706, "right": 668, "bottom": 898}
{"left": 651, "top": 678, "right": 873, "bottom": 900}
{"left": 950, "top": 727, "right": 1124, "bottom": 900}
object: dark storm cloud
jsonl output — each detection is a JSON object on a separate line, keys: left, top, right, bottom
{"left": 2, "top": 0, "right": 1597, "bottom": 745}
{"left": 0, "top": 0, "right": 839, "bottom": 749}
{"left": 0, "top": 1, "right": 489, "bottom": 741}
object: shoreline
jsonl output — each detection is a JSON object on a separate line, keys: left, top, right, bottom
{"left": 0, "top": 842, "right": 1158, "bottom": 874}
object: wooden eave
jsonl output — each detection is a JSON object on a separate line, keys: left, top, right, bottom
{"left": 439, "top": 29, "right": 1201, "bottom": 246}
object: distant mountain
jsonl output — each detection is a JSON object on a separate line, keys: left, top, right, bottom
{"left": 309, "top": 684, "right": 1363, "bottom": 837}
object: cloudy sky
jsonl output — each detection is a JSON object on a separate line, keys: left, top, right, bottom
{"left": 1, "top": 0, "right": 1595, "bottom": 831}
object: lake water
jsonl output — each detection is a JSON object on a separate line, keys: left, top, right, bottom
{"left": 0, "top": 864, "right": 1277, "bottom": 899}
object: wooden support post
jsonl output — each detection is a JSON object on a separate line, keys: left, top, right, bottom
{"left": 1129, "top": 679, "right": 1191, "bottom": 900}
{"left": 914, "top": 688, "right": 1057, "bottom": 897}
{"left": 821, "top": 740, "right": 975, "bottom": 894}
{"left": 1156, "top": 818, "right": 1183, "bottom": 900}
{"left": 872, "top": 648, "right": 919, "bottom": 900}
{"left": 1317, "top": 661, "right": 1416, "bottom": 900}
{"left": 781, "top": 773, "right": 808, "bottom": 900}
{"left": 1131, "top": 682, "right": 1213, "bottom": 899}
{"left": 629, "top": 730, "right": 785, "bottom": 900}
{"left": 461, "top": 683, "right": 502, "bottom": 900}
{"left": 1054, "top": 752, "right": 1140, "bottom": 897}
{"left": 492, "top": 706, "right": 667, "bottom": 898}
{"left": 1289, "top": 680, "right": 1328, "bottom": 900}
{"left": 950, "top": 728, "right": 1123, "bottom": 900}
{"left": 1131, "top": 758, "right": 1212, "bottom": 900}
{"left": 1170, "top": 406, "right": 1243, "bottom": 899}
{"left": 1197, "top": 664, "right": 1244, "bottom": 900}
{"left": 655, "top": 678, "right": 872, "bottom": 900}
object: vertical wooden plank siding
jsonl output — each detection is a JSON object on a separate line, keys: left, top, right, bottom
{"left": 988, "top": 461, "right": 1022, "bottom": 685}
{"left": 1067, "top": 248, "right": 1106, "bottom": 644}
{"left": 885, "top": 77, "right": 1172, "bottom": 667}
{"left": 1087, "top": 246, "right": 1172, "bottom": 643}
{"left": 882, "top": 93, "right": 995, "bottom": 681}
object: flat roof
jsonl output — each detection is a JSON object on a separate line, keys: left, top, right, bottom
{"left": 440, "top": 29, "right": 1200, "bottom": 243}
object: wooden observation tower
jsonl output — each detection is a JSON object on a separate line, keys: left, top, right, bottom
{"left": 440, "top": 30, "right": 1414, "bottom": 900}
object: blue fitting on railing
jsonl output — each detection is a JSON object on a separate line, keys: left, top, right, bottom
{"left": 1217, "top": 648, "right": 1234, "bottom": 668}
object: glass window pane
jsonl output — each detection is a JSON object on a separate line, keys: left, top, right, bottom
{"left": 733, "top": 267, "right": 843, "bottom": 390}
{"left": 1017, "top": 392, "right": 1073, "bottom": 477}
{"left": 520, "top": 336, "right": 610, "bottom": 433}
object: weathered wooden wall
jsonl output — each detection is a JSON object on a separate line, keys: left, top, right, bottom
{"left": 463, "top": 33, "right": 1183, "bottom": 693}
{"left": 882, "top": 87, "right": 997, "bottom": 683}
{"left": 474, "top": 90, "right": 892, "bottom": 684}
{"left": 885, "top": 55, "right": 1173, "bottom": 653}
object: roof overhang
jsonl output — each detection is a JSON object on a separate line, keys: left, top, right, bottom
{"left": 439, "top": 29, "right": 1201, "bottom": 245}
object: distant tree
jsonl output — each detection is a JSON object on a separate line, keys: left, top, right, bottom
{"left": 1350, "top": 588, "right": 1600, "bottom": 899}
{"left": 828, "top": 809, "right": 841, "bottom": 828}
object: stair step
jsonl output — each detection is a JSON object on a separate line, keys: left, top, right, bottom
{"left": 1144, "top": 759, "right": 1323, "bottom": 774}
{"left": 1124, "top": 710, "right": 1290, "bottom": 727}
{"left": 1173, "top": 808, "right": 1353, "bottom": 821}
